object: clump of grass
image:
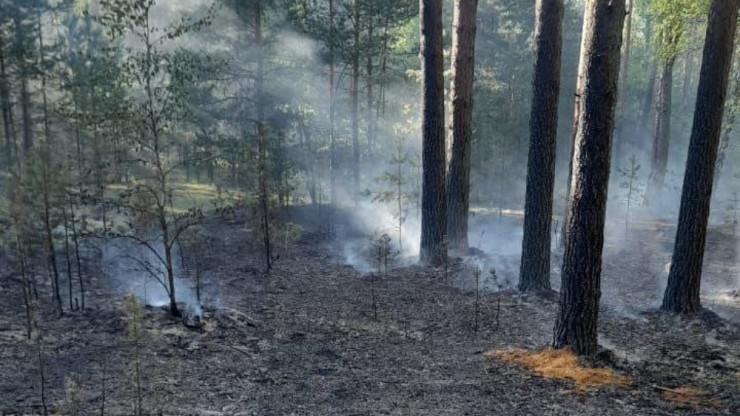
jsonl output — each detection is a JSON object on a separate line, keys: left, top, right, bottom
{"left": 484, "top": 348, "right": 630, "bottom": 391}
{"left": 658, "top": 386, "right": 722, "bottom": 409}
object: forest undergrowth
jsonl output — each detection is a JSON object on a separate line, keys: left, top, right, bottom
{"left": 0, "top": 206, "right": 738, "bottom": 415}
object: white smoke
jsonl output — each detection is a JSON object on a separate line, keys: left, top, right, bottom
{"left": 101, "top": 237, "right": 202, "bottom": 316}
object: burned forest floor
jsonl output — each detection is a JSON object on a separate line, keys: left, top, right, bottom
{"left": 1, "top": 205, "right": 740, "bottom": 415}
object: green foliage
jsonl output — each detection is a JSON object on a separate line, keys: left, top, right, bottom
{"left": 650, "top": 0, "right": 709, "bottom": 59}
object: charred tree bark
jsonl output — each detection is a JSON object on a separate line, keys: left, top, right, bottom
{"left": 419, "top": 0, "right": 447, "bottom": 265}
{"left": 662, "top": 0, "right": 739, "bottom": 314}
{"left": 645, "top": 56, "right": 675, "bottom": 203}
{"left": 519, "top": 0, "right": 563, "bottom": 292}
{"left": 553, "top": 0, "right": 625, "bottom": 356}
{"left": 446, "top": 0, "right": 478, "bottom": 253}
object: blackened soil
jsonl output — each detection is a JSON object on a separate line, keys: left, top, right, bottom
{"left": 1, "top": 206, "right": 738, "bottom": 415}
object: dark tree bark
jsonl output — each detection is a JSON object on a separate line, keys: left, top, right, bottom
{"left": 41, "top": 162, "right": 63, "bottom": 316}
{"left": 17, "top": 237, "right": 33, "bottom": 339}
{"left": 519, "top": 0, "right": 563, "bottom": 292}
{"left": 63, "top": 206, "right": 74, "bottom": 311}
{"left": 329, "top": 0, "right": 337, "bottom": 205}
{"left": 645, "top": 56, "right": 675, "bottom": 203}
{"left": 14, "top": 11, "right": 32, "bottom": 154}
{"left": 553, "top": 0, "right": 625, "bottom": 356}
{"left": 446, "top": 0, "right": 478, "bottom": 253}
{"left": 351, "top": 0, "right": 361, "bottom": 204}
{"left": 614, "top": 0, "right": 632, "bottom": 162}
{"left": 617, "top": 0, "right": 632, "bottom": 120}
{"left": 69, "top": 199, "right": 84, "bottom": 310}
{"left": 36, "top": 2, "right": 50, "bottom": 146}
{"left": 255, "top": 0, "right": 271, "bottom": 271}
{"left": 419, "top": 0, "right": 446, "bottom": 265}
{"left": 366, "top": 1, "right": 376, "bottom": 157}
{"left": 662, "top": 0, "right": 739, "bottom": 314}
{"left": 634, "top": 17, "right": 656, "bottom": 139}
{"left": 0, "top": 31, "right": 14, "bottom": 170}
{"left": 376, "top": 12, "right": 391, "bottom": 157}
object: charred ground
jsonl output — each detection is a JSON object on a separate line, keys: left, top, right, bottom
{"left": 1, "top": 205, "right": 739, "bottom": 415}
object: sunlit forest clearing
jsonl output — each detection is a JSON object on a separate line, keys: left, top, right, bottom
{"left": 1, "top": 0, "right": 740, "bottom": 414}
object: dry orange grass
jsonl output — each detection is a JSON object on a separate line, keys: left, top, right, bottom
{"left": 657, "top": 386, "right": 723, "bottom": 409}
{"left": 484, "top": 348, "right": 630, "bottom": 391}
{"left": 660, "top": 387, "right": 706, "bottom": 407}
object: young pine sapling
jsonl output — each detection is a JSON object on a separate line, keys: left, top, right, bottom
{"left": 370, "top": 141, "right": 415, "bottom": 254}
{"left": 473, "top": 266, "right": 481, "bottom": 333}
{"left": 618, "top": 155, "right": 641, "bottom": 229}
{"left": 491, "top": 268, "right": 502, "bottom": 331}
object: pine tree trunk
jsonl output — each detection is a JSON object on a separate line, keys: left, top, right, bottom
{"left": 159, "top": 205, "right": 181, "bottom": 317}
{"left": 0, "top": 31, "right": 13, "bottom": 169}
{"left": 519, "top": 0, "right": 563, "bottom": 292}
{"left": 36, "top": 3, "right": 50, "bottom": 146}
{"left": 636, "top": 64, "right": 658, "bottom": 138}
{"left": 328, "top": 0, "right": 337, "bottom": 205}
{"left": 635, "top": 17, "right": 656, "bottom": 139}
{"left": 69, "top": 199, "right": 84, "bottom": 310}
{"left": 376, "top": 12, "right": 391, "bottom": 156}
{"left": 366, "top": 2, "right": 376, "bottom": 158}
{"left": 42, "top": 166, "right": 63, "bottom": 316}
{"left": 553, "top": 0, "right": 625, "bottom": 356}
{"left": 351, "top": 0, "right": 361, "bottom": 204}
{"left": 560, "top": 10, "right": 590, "bottom": 247}
{"left": 63, "top": 206, "right": 74, "bottom": 311}
{"left": 646, "top": 56, "right": 675, "bottom": 203}
{"left": 714, "top": 56, "right": 739, "bottom": 190}
{"left": 446, "top": 0, "right": 478, "bottom": 253}
{"left": 419, "top": 0, "right": 447, "bottom": 265}
{"left": 614, "top": 0, "right": 632, "bottom": 162}
{"left": 662, "top": 0, "right": 739, "bottom": 314}
{"left": 255, "top": 1, "right": 271, "bottom": 271}
{"left": 15, "top": 11, "right": 32, "bottom": 154}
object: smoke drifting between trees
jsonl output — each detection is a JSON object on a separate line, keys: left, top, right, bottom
{"left": 0, "top": 0, "right": 739, "bottom": 366}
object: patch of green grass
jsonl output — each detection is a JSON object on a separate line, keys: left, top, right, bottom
{"left": 170, "top": 182, "right": 247, "bottom": 214}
